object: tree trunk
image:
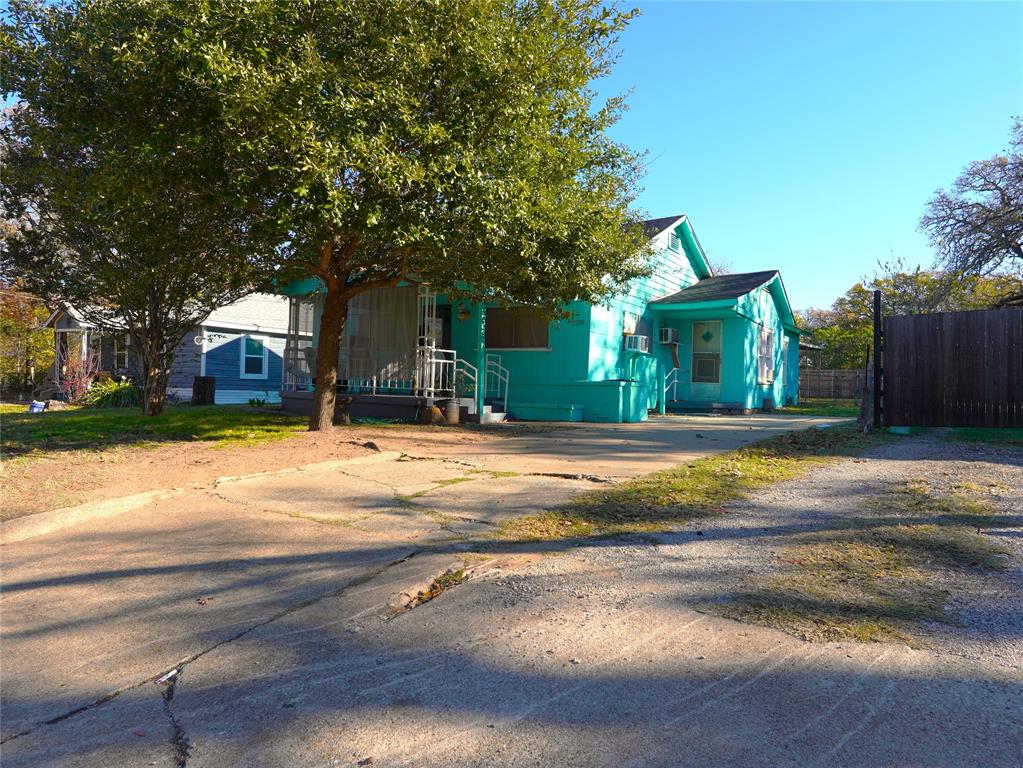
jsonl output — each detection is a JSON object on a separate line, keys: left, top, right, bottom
{"left": 132, "top": 329, "right": 173, "bottom": 417}
{"left": 309, "top": 286, "right": 349, "bottom": 431}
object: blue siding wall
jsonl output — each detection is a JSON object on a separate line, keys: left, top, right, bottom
{"left": 202, "top": 327, "right": 287, "bottom": 404}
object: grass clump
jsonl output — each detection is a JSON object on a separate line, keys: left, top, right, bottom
{"left": 724, "top": 479, "right": 1014, "bottom": 644}
{"left": 77, "top": 379, "right": 141, "bottom": 408}
{"left": 780, "top": 399, "right": 860, "bottom": 418}
{"left": 411, "top": 568, "right": 467, "bottom": 606}
{"left": 500, "top": 425, "right": 884, "bottom": 541}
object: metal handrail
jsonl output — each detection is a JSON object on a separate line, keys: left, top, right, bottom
{"left": 485, "top": 355, "right": 510, "bottom": 413}
{"left": 664, "top": 367, "right": 679, "bottom": 402}
{"left": 455, "top": 358, "right": 479, "bottom": 400}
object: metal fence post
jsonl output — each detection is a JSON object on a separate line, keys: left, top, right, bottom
{"left": 872, "top": 290, "right": 883, "bottom": 429}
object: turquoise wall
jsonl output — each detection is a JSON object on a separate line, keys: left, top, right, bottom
{"left": 277, "top": 220, "right": 801, "bottom": 421}
{"left": 735, "top": 281, "right": 791, "bottom": 409}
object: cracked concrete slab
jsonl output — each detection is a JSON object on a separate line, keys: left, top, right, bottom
{"left": 4, "top": 413, "right": 877, "bottom": 766}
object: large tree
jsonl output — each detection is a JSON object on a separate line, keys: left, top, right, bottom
{"left": 186, "top": 0, "right": 650, "bottom": 429}
{"left": 921, "top": 119, "right": 1023, "bottom": 304}
{"left": 1, "top": 1, "right": 273, "bottom": 415}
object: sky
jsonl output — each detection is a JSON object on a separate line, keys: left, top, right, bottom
{"left": 595, "top": 1, "right": 1023, "bottom": 310}
{"left": 3, "top": 2, "right": 1020, "bottom": 311}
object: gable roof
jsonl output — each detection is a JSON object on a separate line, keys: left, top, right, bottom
{"left": 641, "top": 215, "right": 685, "bottom": 239}
{"left": 640, "top": 214, "right": 713, "bottom": 280}
{"left": 650, "top": 270, "right": 779, "bottom": 305}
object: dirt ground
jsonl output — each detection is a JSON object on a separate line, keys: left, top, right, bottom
{"left": 1, "top": 413, "right": 838, "bottom": 521}
{"left": 0, "top": 423, "right": 521, "bottom": 520}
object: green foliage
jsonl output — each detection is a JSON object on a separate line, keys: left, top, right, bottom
{"left": 157, "top": 0, "right": 650, "bottom": 428}
{"left": 77, "top": 377, "right": 140, "bottom": 408}
{"left": 1, "top": 0, "right": 275, "bottom": 415}
{"left": 248, "top": 397, "right": 268, "bottom": 408}
{"left": 3, "top": 0, "right": 650, "bottom": 429}
{"left": 0, "top": 283, "right": 53, "bottom": 395}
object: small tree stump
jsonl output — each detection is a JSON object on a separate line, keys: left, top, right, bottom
{"left": 191, "top": 376, "right": 215, "bottom": 406}
{"left": 334, "top": 396, "right": 354, "bottom": 425}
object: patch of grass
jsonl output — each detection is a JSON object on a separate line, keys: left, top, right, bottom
{"left": 780, "top": 399, "right": 860, "bottom": 417}
{"left": 0, "top": 404, "right": 308, "bottom": 461}
{"left": 723, "top": 480, "right": 1014, "bottom": 644}
{"left": 945, "top": 427, "right": 1023, "bottom": 447}
{"left": 411, "top": 568, "right": 467, "bottom": 606}
{"left": 396, "top": 476, "right": 476, "bottom": 503}
{"left": 470, "top": 469, "right": 521, "bottom": 478}
{"left": 499, "top": 425, "right": 886, "bottom": 541}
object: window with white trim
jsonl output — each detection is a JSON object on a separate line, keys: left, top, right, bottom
{"left": 758, "top": 326, "right": 774, "bottom": 384}
{"left": 113, "top": 333, "right": 129, "bottom": 371}
{"left": 240, "top": 335, "right": 268, "bottom": 378}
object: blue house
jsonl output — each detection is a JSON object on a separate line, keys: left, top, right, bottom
{"left": 44, "top": 293, "right": 290, "bottom": 404}
{"left": 279, "top": 215, "right": 801, "bottom": 422}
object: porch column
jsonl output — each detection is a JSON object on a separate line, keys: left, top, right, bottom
{"left": 657, "top": 359, "right": 667, "bottom": 415}
{"left": 475, "top": 303, "right": 486, "bottom": 417}
{"left": 652, "top": 315, "right": 664, "bottom": 414}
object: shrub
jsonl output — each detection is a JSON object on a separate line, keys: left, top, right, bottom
{"left": 79, "top": 378, "right": 140, "bottom": 408}
{"left": 248, "top": 397, "right": 268, "bottom": 408}
{"left": 59, "top": 353, "right": 100, "bottom": 401}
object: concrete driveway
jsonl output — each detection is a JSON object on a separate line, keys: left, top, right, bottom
{"left": 16, "top": 413, "right": 992, "bottom": 768}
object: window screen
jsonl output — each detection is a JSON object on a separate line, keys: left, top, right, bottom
{"left": 758, "top": 327, "right": 774, "bottom": 384}
{"left": 485, "top": 308, "right": 549, "bottom": 348}
{"left": 692, "top": 321, "right": 721, "bottom": 384}
{"left": 243, "top": 336, "right": 266, "bottom": 377}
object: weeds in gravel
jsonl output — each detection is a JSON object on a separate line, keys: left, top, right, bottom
{"left": 500, "top": 425, "right": 886, "bottom": 541}
{"left": 411, "top": 569, "right": 467, "bottom": 606}
{"left": 723, "top": 479, "right": 1015, "bottom": 645}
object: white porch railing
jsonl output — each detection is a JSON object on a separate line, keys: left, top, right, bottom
{"left": 664, "top": 367, "right": 679, "bottom": 402}
{"left": 485, "top": 354, "right": 510, "bottom": 413}
{"left": 285, "top": 342, "right": 481, "bottom": 406}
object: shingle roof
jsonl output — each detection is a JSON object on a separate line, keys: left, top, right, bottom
{"left": 650, "top": 270, "right": 779, "bottom": 305}
{"left": 641, "top": 215, "right": 684, "bottom": 238}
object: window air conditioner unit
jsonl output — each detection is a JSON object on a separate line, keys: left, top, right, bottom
{"left": 624, "top": 334, "right": 650, "bottom": 353}
{"left": 659, "top": 327, "right": 680, "bottom": 344}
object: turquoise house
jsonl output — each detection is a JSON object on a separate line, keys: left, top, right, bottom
{"left": 279, "top": 215, "right": 801, "bottom": 423}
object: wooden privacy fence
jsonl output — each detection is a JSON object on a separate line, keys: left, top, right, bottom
{"left": 798, "top": 368, "right": 864, "bottom": 400}
{"left": 882, "top": 307, "right": 1023, "bottom": 427}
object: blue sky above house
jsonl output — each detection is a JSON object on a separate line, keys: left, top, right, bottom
{"left": 596, "top": 1, "right": 1023, "bottom": 310}
{"left": 4, "top": 2, "right": 1020, "bottom": 312}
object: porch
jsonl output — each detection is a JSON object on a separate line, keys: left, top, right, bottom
{"left": 42, "top": 307, "right": 132, "bottom": 397}
{"left": 280, "top": 285, "right": 510, "bottom": 423}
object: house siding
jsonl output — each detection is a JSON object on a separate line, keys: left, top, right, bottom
{"left": 167, "top": 328, "right": 203, "bottom": 394}
{"left": 279, "top": 217, "right": 800, "bottom": 422}
{"left": 200, "top": 326, "right": 286, "bottom": 404}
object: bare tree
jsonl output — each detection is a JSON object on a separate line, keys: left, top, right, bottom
{"left": 921, "top": 119, "right": 1023, "bottom": 305}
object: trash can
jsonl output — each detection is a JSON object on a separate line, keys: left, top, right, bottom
{"left": 761, "top": 397, "right": 774, "bottom": 413}
{"left": 191, "top": 376, "right": 216, "bottom": 405}
{"left": 440, "top": 398, "right": 460, "bottom": 425}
